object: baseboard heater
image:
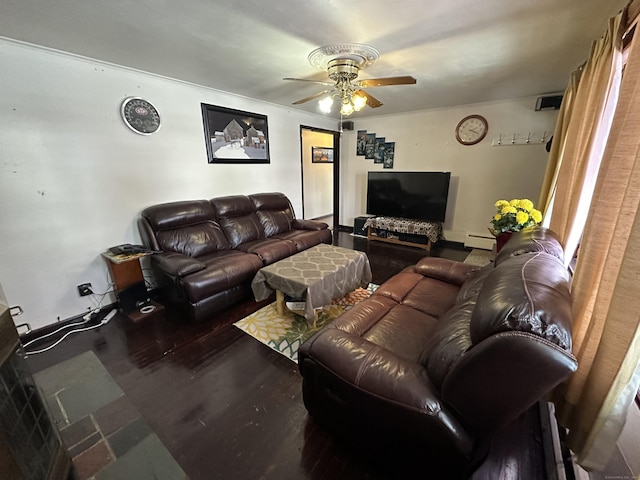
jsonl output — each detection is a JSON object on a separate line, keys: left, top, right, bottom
{"left": 464, "top": 232, "right": 495, "bottom": 250}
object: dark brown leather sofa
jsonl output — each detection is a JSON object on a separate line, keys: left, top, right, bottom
{"left": 138, "top": 192, "right": 332, "bottom": 321}
{"left": 298, "top": 227, "right": 577, "bottom": 478}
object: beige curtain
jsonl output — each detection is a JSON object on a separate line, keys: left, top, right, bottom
{"left": 554, "top": 8, "right": 640, "bottom": 470}
{"left": 547, "top": 13, "right": 624, "bottom": 266}
{"left": 538, "top": 69, "right": 580, "bottom": 218}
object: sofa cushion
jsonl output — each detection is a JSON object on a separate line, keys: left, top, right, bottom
{"left": 292, "top": 218, "right": 328, "bottom": 231}
{"left": 249, "top": 193, "right": 294, "bottom": 236}
{"left": 180, "top": 250, "right": 263, "bottom": 302}
{"left": 455, "top": 264, "right": 493, "bottom": 304}
{"left": 142, "top": 200, "right": 216, "bottom": 231}
{"left": 331, "top": 270, "right": 460, "bottom": 363}
{"left": 256, "top": 211, "right": 292, "bottom": 237}
{"left": 414, "top": 257, "right": 479, "bottom": 286}
{"left": 156, "top": 222, "right": 230, "bottom": 257}
{"left": 235, "top": 237, "right": 298, "bottom": 265}
{"left": 470, "top": 251, "right": 572, "bottom": 350}
{"left": 273, "top": 229, "right": 332, "bottom": 251}
{"left": 211, "top": 195, "right": 265, "bottom": 248}
{"left": 494, "top": 226, "right": 564, "bottom": 267}
{"left": 151, "top": 253, "right": 206, "bottom": 277}
{"left": 423, "top": 298, "right": 475, "bottom": 390}
{"left": 361, "top": 304, "right": 440, "bottom": 363}
{"left": 373, "top": 270, "right": 460, "bottom": 319}
{"left": 332, "top": 295, "right": 440, "bottom": 363}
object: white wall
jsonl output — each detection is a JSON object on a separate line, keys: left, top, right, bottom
{"left": 301, "top": 129, "right": 333, "bottom": 219}
{"left": 0, "top": 39, "right": 561, "bottom": 331}
{"left": 339, "top": 99, "right": 559, "bottom": 243}
{"left": 0, "top": 39, "right": 336, "bottom": 330}
{"left": 618, "top": 403, "right": 640, "bottom": 476}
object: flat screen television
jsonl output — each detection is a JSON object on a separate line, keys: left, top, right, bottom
{"left": 366, "top": 171, "right": 451, "bottom": 222}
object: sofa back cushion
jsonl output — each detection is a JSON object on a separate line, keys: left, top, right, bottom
{"left": 470, "top": 251, "right": 572, "bottom": 350}
{"left": 421, "top": 266, "right": 491, "bottom": 389}
{"left": 494, "top": 226, "right": 564, "bottom": 267}
{"left": 156, "top": 223, "right": 230, "bottom": 257}
{"left": 440, "top": 246, "right": 576, "bottom": 436}
{"left": 424, "top": 299, "right": 474, "bottom": 389}
{"left": 249, "top": 193, "right": 294, "bottom": 237}
{"left": 210, "top": 195, "right": 265, "bottom": 248}
{"left": 141, "top": 200, "right": 230, "bottom": 257}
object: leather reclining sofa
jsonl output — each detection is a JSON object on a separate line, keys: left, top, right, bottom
{"left": 299, "top": 226, "right": 577, "bottom": 478}
{"left": 138, "top": 192, "right": 332, "bottom": 321}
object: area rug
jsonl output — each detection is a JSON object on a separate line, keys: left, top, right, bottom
{"left": 463, "top": 248, "right": 495, "bottom": 267}
{"left": 234, "top": 284, "right": 378, "bottom": 363}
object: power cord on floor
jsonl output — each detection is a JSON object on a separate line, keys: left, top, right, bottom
{"left": 24, "top": 309, "right": 117, "bottom": 356}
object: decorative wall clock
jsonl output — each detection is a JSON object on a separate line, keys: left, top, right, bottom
{"left": 120, "top": 97, "right": 161, "bottom": 135}
{"left": 455, "top": 114, "right": 488, "bottom": 145}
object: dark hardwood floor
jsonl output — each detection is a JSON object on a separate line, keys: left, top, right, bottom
{"left": 26, "top": 231, "right": 549, "bottom": 480}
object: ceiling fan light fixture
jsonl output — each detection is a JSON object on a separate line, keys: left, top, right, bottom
{"left": 340, "top": 101, "right": 355, "bottom": 116}
{"left": 352, "top": 93, "right": 367, "bottom": 111}
{"left": 289, "top": 43, "right": 413, "bottom": 115}
{"left": 318, "top": 96, "right": 334, "bottom": 113}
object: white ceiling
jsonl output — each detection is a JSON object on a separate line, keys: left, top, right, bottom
{"left": 1, "top": 0, "right": 627, "bottom": 118}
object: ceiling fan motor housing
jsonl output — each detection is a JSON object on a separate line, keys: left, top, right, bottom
{"left": 327, "top": 59, "right": 360, "bottom": 82}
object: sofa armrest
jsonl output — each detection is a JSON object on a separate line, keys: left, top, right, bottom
{"left": 415, "top": 257, "right": 479, "bottom": 286}
{"left": 299, "top": 327, "right": 473, "bottom": 455}
{"left": 151, "top": 252, "right": 206, "bottom": 277}
{"left": 292, "top": 218, "right": 328, "bottom": 231}
{"left": 301, "top": 328, "right": 455, "bottom": 416}
{"left": 441, "top": 332, "right": 577, "bottom": 436}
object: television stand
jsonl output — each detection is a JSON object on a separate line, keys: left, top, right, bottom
{"left": 364, "top": 217, "right": 443, "bottom": 252}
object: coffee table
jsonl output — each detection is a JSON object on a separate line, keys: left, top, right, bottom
{"left": 251, "top": 244, "right": 372, "bottom": 325}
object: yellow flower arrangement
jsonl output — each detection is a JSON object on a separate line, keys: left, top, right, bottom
{"left": 490, "top": 198, "right": 542, "bottom": 234}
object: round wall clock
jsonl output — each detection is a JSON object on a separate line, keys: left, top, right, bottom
{"left": 455, "top": 114, "right": 488, "bottom": 145}
{"left": 120, "top": 97, "right": 161, "bottom": 135}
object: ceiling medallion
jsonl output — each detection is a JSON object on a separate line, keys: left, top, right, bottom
{"left": 307, "top": 43, "right": 380, "bottom": 71}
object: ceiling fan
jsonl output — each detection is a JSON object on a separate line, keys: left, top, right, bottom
{"left": 284, "top": 44, "right": 417, "bottom": 115}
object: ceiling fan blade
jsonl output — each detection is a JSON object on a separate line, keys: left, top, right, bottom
{"left": 283, "top": 77, "right": 334, "bottom": 86}
{"left": 356, "top": 76, "right": 417, "bottom": 87}
{"left": 292, "top": 89, "right": 335, "bottom": 105}
{"left": 356, "top": 90, "right": 383, "bottom": 108}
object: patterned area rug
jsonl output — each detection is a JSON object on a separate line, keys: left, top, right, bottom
{"left": 463, "top": 248, "right": 495, "bottom": 267}
{"left": 234, "top": 284, "right": 378, "bottom": 363}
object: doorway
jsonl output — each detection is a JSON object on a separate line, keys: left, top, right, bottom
{"left": 300, "top": 126, "right": 340, "bottom": 231}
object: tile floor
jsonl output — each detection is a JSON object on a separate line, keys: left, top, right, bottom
{"left": 33, "top": 350, "right": 187, "bottom": 479}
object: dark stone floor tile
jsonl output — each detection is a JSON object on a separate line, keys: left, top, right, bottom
{"left": 96, "top": 434, "right": 188, "bottom": 480}
{"left": 39, "top": 390, "right": 68, "bottom": 430}
{"left": 72, "top": 439, "right": 114, "bottom": 480}
{"left": 33, "top": 351, "right": 103, "bottom": 394}
{"left": 68, "top": 430, "right": 102, "bottom": 458}
{"left": 94, "top": 394, "right": 140, "bottom": 436}
{"left": 107, "top": 417, "right": 153, "bottom": 458}
{"left": 34, "top": 350, "right": 124, "bottom": 424}
{"left": 60, "top": 415, "right": 96, "bottom": 448}
{"left": 57, "top": 379, "right": 123, "bottom": 424}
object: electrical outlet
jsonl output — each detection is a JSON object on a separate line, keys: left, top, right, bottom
{"left": 77, "top": 283, "right": 93, "bottom": 296}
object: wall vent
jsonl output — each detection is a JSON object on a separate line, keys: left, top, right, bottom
{"left": 464, "top": 232, "right": 495, "bottom": 250}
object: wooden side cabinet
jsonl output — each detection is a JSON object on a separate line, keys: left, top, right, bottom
{"left": 101, "top": 251, "right": 163, "bottom": 322}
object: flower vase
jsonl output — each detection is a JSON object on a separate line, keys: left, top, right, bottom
{"left": 495, "top": 232, "right": 513, "bottom": 253}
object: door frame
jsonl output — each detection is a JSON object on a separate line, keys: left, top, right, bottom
{"left": 300, "top": 125, "right": 341, "bottom": 232}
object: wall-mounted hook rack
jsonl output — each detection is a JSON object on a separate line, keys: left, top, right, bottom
{"left": 491, "top": 131, "right": 549, "bottom": 146}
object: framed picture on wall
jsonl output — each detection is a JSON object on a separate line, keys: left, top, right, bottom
{"left": 383, "top": 142, "right": 395, "bottom": 169}
{"left": 312, "top": 146, "right": 334, "bottom": 163}
{"left": 373, "top": 137, "right": 386, "bottom": 164}
{"left": 365, "top": 133, "right": 376, "bottom": 159}
{"left": 201, "top": 103, "right": 270, "bottom": 164}
{"left": 356, "top": 130, "right": 367, "bottom": 155}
